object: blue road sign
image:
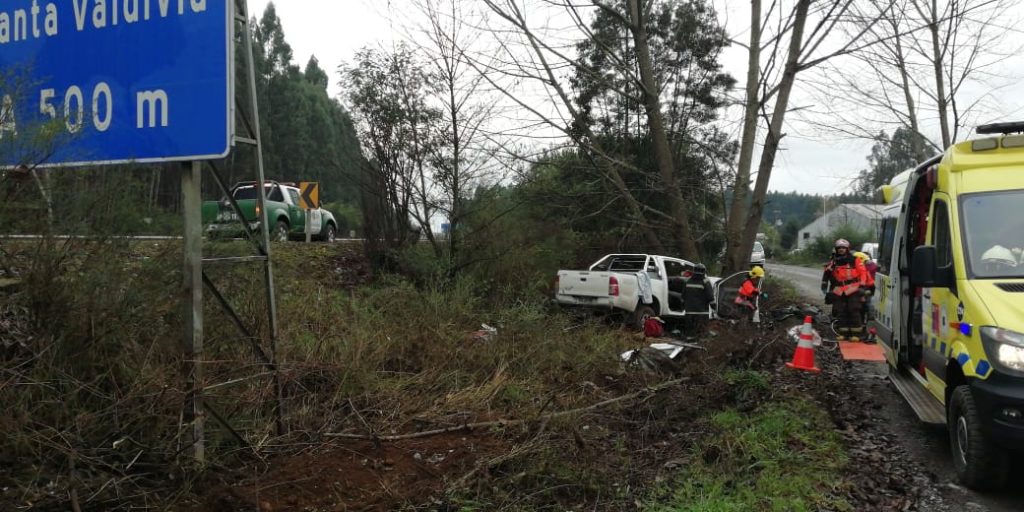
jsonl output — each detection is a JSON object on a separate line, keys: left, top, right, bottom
{"left": 0, "top": 0, "right": 231, "bottom": 167}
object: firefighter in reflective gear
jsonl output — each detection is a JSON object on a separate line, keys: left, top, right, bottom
{"left": 854, "top": 251, "right": 876, "bottom": 291}
{"left": 854, "top": 251, "right": 876, "bottom": 332}
{"left": 822, "top": 239, "right": 868, "bottom": 340}
{"left": 682, "top": 264, "right": 715, "bottom": 332}
{"left": 684, "top": 264, "right": 715, "bottom": 314}
{"left": 735, "top": 265, "right": 765, "bottom": 311}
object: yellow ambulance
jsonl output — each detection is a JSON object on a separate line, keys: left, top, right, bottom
{"left": 872, "top": 122, "right": 1024, "bottom": 490}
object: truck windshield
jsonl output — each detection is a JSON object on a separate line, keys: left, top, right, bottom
{"left": 591, "top": 255, "right": 648, "bottom": 272}
{"left": 233, "top": 185, "right": 284, "bottom": 202}
{"left": 960, "top": 190, "right": 1024, "bottom": 278}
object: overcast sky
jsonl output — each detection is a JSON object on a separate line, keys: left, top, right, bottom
{"left": 248, "top": 0, "right": 1024, "bottom": 196}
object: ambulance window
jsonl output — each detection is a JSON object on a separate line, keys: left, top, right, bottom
{"left": 932, "top": 200, "right": 952, "bottom": 267}
{"left": 960, "top": 190, "right": 1024, "bottom": 278}
{"left": 878, "top": 218, "right": 896, "bottom": 271}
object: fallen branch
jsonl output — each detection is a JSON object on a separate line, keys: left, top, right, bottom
{"left": 324, "top": 377, "right": 687, "bottom": 441}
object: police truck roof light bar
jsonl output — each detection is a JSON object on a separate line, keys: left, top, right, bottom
{"left": 977, "top": 122, "right": 1024, "bottom": 135}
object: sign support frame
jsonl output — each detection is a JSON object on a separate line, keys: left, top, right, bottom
{"left": 182, "top": 160, "right": 204, "bottom": 462}
{"left": 2, "top": 0, "right": 286, "bottom": 465}
{"left": 241, "top": 0, "right": 285, "bottom": 439}
{"left": 177, "top": 0, "right": 285, "bottom": 463}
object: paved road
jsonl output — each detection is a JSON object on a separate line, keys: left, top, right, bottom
{"left": 770, "top": 262, "right": 1023, "bottom": 512}
{"left": 767, "top": 263, "right": 823, "bottom": 300}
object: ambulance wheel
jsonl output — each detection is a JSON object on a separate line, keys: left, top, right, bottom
{"left": 631, "top": 305, "right": 656, "bottom": 331}
{"left": 948, "top": 385, "right": 1009, "bottom": 490}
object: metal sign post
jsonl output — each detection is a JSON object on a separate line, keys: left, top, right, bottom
{"left": 182, "top": 161, "right": 204, "bottom": 462}
{"left": 237, "top": 0, "right": 285, "bottom": 440}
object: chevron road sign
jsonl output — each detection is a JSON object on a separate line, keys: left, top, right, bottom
{"left": 299, "top": 182, "right": 319, "bottom": 210}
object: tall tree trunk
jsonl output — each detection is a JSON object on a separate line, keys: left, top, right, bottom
{"left": 725, "top": 0, "right": 762, "bottom": 272}
{"left": 628, "top": 0, "right": 699, "bottom": 259}
{"left": 739, "top": 0, "right": 811, "bottom": 262}
{"left": 481, "top": 0, "right": 665, "bottom": 252}
{"left": 925, "top": 0, "right": 951, "bottom": 147}
{"left": 400, "top": 65, "right": 441, "bottom": 258}
{"left": 447, "top": 76, "right": 461, "bottom": 276}
{"left": 601, "top": 159, "right": 666, "bottom": 252}
{"left": 894, "top": 35, "right": 927, "bottom": 161}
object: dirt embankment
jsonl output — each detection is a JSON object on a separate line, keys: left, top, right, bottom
{"left": 209, "top": 320, "right": 995, "bottom": 512}
{"left": 8, "top": 245, "right": 1010, "bottom": 511}
{"left": 191, "top": 316, "right": 800, "bottom": 511}
{"left": 770, "top": 264, "right": 1024, "bottom": 511}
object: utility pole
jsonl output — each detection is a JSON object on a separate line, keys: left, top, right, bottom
{"left": 182, "top": 161, "right": 204, "bottom": 462}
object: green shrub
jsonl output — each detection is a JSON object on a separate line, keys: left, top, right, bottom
{"left": 321, "top": 200, "right": 361, "bottom": 237}
{"left": 782, "top": 225, "right": 875, "bottom": 264}
{"left": 645, "top": 399, "right": 851, "bottom": 512}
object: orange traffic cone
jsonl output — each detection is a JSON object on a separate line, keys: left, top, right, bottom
{"left": 785, "top": 316, "right": 821, "bottom": 373}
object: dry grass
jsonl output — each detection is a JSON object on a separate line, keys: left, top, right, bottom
{"left": 0, "top": 240, "right": 640, "bottom": 510}
{"left": 0, "top": 239, "right": 851, "bottom": 511}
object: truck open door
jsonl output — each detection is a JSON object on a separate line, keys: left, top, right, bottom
{"left": 713, "top": 271, "right": 751, "bottom": 320}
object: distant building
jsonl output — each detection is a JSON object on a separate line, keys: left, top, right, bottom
{"left": 797, "top": 204, "right": 883, "bottom": 251}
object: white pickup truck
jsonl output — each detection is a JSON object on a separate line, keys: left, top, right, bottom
{"left": 555, "top": 254, "right": 738, "bottom": 327}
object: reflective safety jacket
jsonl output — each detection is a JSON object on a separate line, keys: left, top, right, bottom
{"left": 862, "top": 263, "right": 876, "bottom": 291}
{"left": 683, "top": 275, "right": 715, "bottom": 312}
{"left": 735, "top": 278, "right": 758, "bottom": 308}
{"left": 822, "top": 256, "right": 867, "bottom": 296}
{"left": 737, "top": 278, "right": 757, "bottom": 299}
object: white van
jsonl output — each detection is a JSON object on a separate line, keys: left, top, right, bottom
{"left": 860, "top": 242, "right": 879, "bottom": 261}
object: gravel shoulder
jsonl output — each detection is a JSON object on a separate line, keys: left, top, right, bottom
{"left": 768, "top": 263, "right": 1024, "bottom": 512}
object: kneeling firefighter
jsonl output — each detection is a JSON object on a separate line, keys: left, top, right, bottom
{"left": 735, "top": 265, "right": 766, "bottom": 312}
{"left": 821, "top": 239, "right": 868, "bottom": 340}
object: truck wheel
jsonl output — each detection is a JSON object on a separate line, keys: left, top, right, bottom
{"left": 274, "top": 220, "right": 289, "bottom": 242}
{"left": 320, "top": 223, "right": 337, "bottom": 243}
{"left": 948, "top": 385, "right": 1009, "bottom": 490}
{"left": 630, "top": 305, "right": 656, "bottom": 331}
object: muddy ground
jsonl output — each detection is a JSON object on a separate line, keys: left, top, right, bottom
{"left": 770, "top": 263, "right": 1024, "bottom": 511}
{"left": 5, "top": 246, "right": 1023, "bottom": 511}
{"left": 191, "top": 319, "right": 1024, "bottom": 511}
{"left": 804, "top": 342, "right": 1024, "bottom": 511}
{"left": 190, "top": 321, "right": 775, "bottom": 511}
